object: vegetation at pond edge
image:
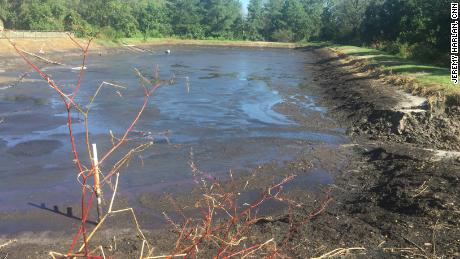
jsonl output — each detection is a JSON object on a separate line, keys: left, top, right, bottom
{"left": 0, "top": 0, "right": 450, "bottom": 66}
{"left": 327, "top": 44, "right": 459, "bottom": 105}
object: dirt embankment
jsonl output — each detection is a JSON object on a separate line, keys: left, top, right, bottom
{"left": 0, "top": 38, "right": 102, "bottom": 58}
{"left": 0, "top": 37, "right": 103, "bottom": 84}
{"left": 282, "top": 46, "right": 460, "bottom": 258}
{"left": 312, "top": 47, "right": 460, "bottom": 151}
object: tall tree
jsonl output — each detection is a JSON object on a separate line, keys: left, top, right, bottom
{"left": 168, "top": 0, "right": 205, "bottom": 38}
{"left": 282, "top": 0, "right": 309, "bottom": 41}
{"left": 202, "top": 0, "right": 242, "bottom": 38}
{"left": 320, "top": 0, "right": 372, "bottom": 43}
{"left": 360, "top": 0, "right": 450, "bottom": 62}
{"left": 262, "top": 0, "right": 285, "bottom": 41}
{"left": 0, "top": 0, "right": 10, "bottom": 27}
{"left": 246, "top": 0, "right": 264, "bottom": 40}
{"left": 302, "top": 0, "right": 325, "bottom": 40}
{"left": 17, "top": 0, "right": 67, "bottom": 30}
{"left": 134, "top": 0, "right": 171, "bottom": 38}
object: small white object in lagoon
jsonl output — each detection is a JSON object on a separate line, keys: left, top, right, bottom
{"left": 165, "top": 49, "right": 171, "bottom": 54}
{"left": 71, "top": 66, "right": 87, "bottom": 70}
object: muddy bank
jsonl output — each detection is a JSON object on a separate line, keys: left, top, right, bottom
{"left": 311, "top": 47, "right": 460, "bottom": 151}
{"left": 280, "top": 46, "right": 460, "bottom": 257}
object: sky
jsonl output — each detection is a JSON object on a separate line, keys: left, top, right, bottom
{"left": 242, "top": 0, "right": 249, "bottom": 10}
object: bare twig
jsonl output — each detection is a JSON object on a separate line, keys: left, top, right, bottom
{"left": 311, "top": 247, "right": 366, "bottom": 258}
{"left": 412, "top": 178, "right": 431, "bottom": 198}
{"left": 18, "top": 48, "right": 65, "bottom": 66}
{"left": 145, "top": 254, "right": 187, "bottom": 259}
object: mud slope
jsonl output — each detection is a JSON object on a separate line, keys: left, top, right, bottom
{"left": 277, "top": 46, "right": 460, "bottom": 258}
{"left": 311, "top": 47, "right": 460, "bottom": 151}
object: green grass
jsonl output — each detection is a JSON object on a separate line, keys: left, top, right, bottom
{"left": 333, "top": 45, "right": 451, "bottom": 86}
{"left": 97, "top": 37, "right": 309, "bottom": 48}
{"left": 116, "top": 37, "right": 305, "bottom": 48}
{"left": 93, "top": 38, "right": 121, "bottom": 47}
{"left": 331, "top": 45, "right": 459, "bottom": 103}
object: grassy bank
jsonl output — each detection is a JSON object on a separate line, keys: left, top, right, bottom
{"left": 325, "top": 44, "right": 458, "bottom": 105}
{"left": 96, "top": 37, "right": 304, "bottom": 48}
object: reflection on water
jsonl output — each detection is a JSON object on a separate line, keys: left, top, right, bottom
{"left": 0, "top": 46, "right": 345, "bottom": 216}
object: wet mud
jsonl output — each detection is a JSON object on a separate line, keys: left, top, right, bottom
{"left": 276, "top": 46, "right": 460, "bottom": 258}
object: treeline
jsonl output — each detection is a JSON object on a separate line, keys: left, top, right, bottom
{"left": 0, "top": 0, "right": 244, "bottom": 39}
{"left": 0, "top": 0, "right": 450, "bottom": 64}
{"left": 320, "top": 0, "right": 449, "bottom": 64}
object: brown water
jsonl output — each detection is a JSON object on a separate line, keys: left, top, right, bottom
{"left": 0, "top": 46, "right": 346, "bottom": 234}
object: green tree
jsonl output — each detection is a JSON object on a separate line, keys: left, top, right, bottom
{"left": 0, "top": 0, "right": 10, "bottom": 28}
{"left": 231, "top": 14, "right": 245, "bottom": 39}
{"left": 202, "top": 0, "right": 242, "bottom": 38}
{"left": 302, "top": 0, "right": 324, "bottom": 40}
{"left": 18, "top": 0, "right": 67, "bottom": 30}
{"left": 361, "top": 0, "right": 406, "bottom": 43}
{"left": 168, "top": 0, "right": 205, "bottom": 38}
{"left": 246, "top": 0, "right": 264, "bottom": 40}
{"left": 64, "top": 10, "right": 93, "bottom": 36}
{"left": 282, "top": 0, "right": 308, "bottom": 41}
{"left": 360, "top": 0, "right": 450, "bottom": 63}
{"left": 262, "top": 0, "right": 285, "bottom": 41}
{"left": 320, "top": 0, "right": 372, "bottom": 43}
{"left": 134, "top": 0, "right": 171, "bottom": 38}
{"left": 78, "top": 0, "right": 138, "bottom": 37}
